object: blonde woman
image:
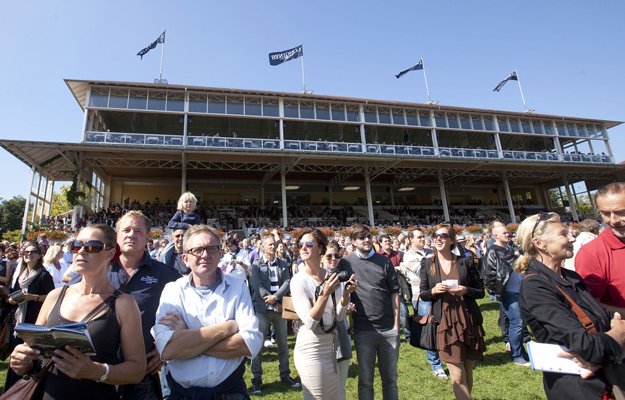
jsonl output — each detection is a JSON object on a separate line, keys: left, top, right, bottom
{"left": 168, "top": 192, "right": 200, "bottom": 229}
{"left": 43, "top": 244, "right": 69, "bottom": 288}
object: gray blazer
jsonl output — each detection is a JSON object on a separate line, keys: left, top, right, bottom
{"left": 250, "top": 256, "right": 291, "bottom": 314}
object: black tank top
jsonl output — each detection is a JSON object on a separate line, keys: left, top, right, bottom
{"left": 40, "top": 286, "right": 121, "bottom": 400}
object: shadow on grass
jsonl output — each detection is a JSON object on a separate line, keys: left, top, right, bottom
{"left": 479, "top": 301, "right": 502, "bottom": 312}
{"left": 480, "top": 351, "right": 513, "bottom": 366}
{"left": 250, "top": 379, "right": 303, "bottom": 396}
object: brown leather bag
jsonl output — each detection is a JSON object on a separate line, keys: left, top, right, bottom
{"left": 281, "top": 296, "right": 301, "bottom": 321}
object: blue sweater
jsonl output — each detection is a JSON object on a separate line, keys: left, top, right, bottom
{"left": 168, "top": 210, "right": 201, "bottom": 229}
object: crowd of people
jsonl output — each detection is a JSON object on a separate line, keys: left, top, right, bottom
{"left": 1, "top": 182, "right": 624, "bottom": 400}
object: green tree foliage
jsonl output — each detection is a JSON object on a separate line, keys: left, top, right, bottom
{"left": 2, "top": 229, "right": 22, "bottom": 243}
{"left": 66, "top": 174, "right": 86, "bottom": 207}
{"left": 50, "top": 184, "right": 73, "bottom": 216}
{"left": 0, "top": 196, "right": 26, "bottom": 237}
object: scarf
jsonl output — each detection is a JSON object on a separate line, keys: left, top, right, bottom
{"left": 14, "top": 266, "right": 44, "bottom": 325}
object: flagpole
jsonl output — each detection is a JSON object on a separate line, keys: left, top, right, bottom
{"left": 159, "top": 30, "right": 166, "bottom": 83}
{"left": 421, "top": 58, "right": 431, "bottom": 102}
{"left": 515, "top": 69, "right": 528, "bottom": 111}
{"left": 300, "top": 44, "right": 306, "bottom": 92}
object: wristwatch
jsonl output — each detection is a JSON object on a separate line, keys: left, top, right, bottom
{"left": 97, "top": 363, "right": 110, "bottom": 382}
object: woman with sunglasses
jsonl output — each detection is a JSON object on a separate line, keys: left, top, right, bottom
{"left": 290, "top": 229, "right": 358, "bottom": 399}
{"left": 516, "top": 213, "right": 625, "bottom": 400}
{"left": 9, "top": 224, "right": 146, "bottom": 399}
{"left": 5, "top": 240, "right": 55, "bottom": 389}
{"left": 419, "top": 224, "right": 485, "bottom": 400}
{"left": 322, "top": 242, "right": 352, "bottom": 400}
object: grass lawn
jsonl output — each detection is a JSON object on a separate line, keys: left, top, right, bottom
{"left": 0, "top": 298, "right": 547, "bottom": 399}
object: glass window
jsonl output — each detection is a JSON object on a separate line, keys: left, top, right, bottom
{"left": 284, "top": 100, "right": 299, "bottom": 118}
{"left": 148, "top": 90, "right": 166, "bottom": 111}
{"left": 419, "top": 111, "right": 431, "bottom": 127}
{"left": 509, "top": 118, "right": 521, "bottom": 133}
{"left": 532, "top": 121, "right": 544, "bottom": 135}
{"left": 460, "top": 114, "right": 471, "bottom": 129}
{"left": 208, "top": 95, "right": 225, "bottom": 114}
{"left": 189, "top": 93, "right": 207, "bottom": 113}
{"left": 577, "top": 124, "right": 588, "bottom": 137}
{"left": 315, "top": 102, "right": 330, "bottom": 120}
{"left": 300, "top": 101, "right": 314, "bottom": 119}
{"left": 378, "top": 107, "right": 391, "bottom": 124}
{"left": 498, "top": 118, "right": 509, "bottom": 132}
{"left": 109, "top": 88, "right": 128, "bottom": 109}
{"left": 227, "top": 96, "right": 244, "bottom": 115}
{"left": 128, "top": 89, "right": 147, "bottom": 110}
{"left": 89, "top": 86, "right": 109, "bottom": 108}
{"left": 331, "top": 104, "right": 345, "bottom": 121}
{"left": 472, "top": 116, "right": 483, "bottom": 130}
{"left": 364, "top": 106, "right": 377, "bottom": 123}
{"left": 597, "top": 125, "right": 606, "bottom": 138}
{"left": 483, "top": 116, "right": 494, "bottom": 131}
{"left": 567, "top": 124, "right": 578, "bottom": 137}
{"left": 406, "top": 110, "right": 418, "bottom": 126}
{"left": 521, "top": 119, "right": 532, "bottom": 133}
{"left": 586, "top": 124, "right": 596, "bottom": 138}
{"left": 392, "top": 109, "right": 405, "bottom": 125}
{"left": 556, "top": 122, "right": 566, "bottom": 136}
{"left": 245, "top": 97, "right": 262, "bottom": 116}
{"left": 447, "top": 113, "right": 459, "bottom": 129}
{"left": 435, "top": 112, "right": 446, "bottom": 127}
{"left": 263, "top": 98, "right": 279, "bottom": 117}
{"left": 346, "top": 104, "right": 359, "bottom": 122}
{"left": 167, "top": 91, "right": 185, "bottom": 112}
{"left": 544, "top": 122, "right": 555, "bottom": 135}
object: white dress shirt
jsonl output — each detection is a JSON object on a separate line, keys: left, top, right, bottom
{"left": 151, "top": 269, "right": 262, "bottom": 389}
{"left": 44, "top": 260, "right": 69, "bottom": 288}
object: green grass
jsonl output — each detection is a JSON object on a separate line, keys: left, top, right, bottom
{"left": 0, "top": 298, "right": 547, "bottom": 399}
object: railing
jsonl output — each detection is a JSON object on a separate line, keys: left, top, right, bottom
{"left": 83, "top": 131, "right": 614, "bottom": 164}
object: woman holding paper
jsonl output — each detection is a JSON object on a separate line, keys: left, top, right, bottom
{"left": 419, "top": 224, "right": 485, "bottom": 400}
{"left": 9, "top": 224, "right": 145, "bottom": 399}
{"left": 516, "top": 212, "right": 625, "bottom": 400}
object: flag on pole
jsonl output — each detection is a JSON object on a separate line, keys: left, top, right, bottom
{"left": 493, "top": 71, "right": 518, "bottom": 92}
{"left": 268, "top": 45, "right": 304, "bottom": 66}
{"left": 395, "top": 60, "right": 423, "bottom": 79}
{"left": 137, "top": 31, "right": 166, "bottom": 60}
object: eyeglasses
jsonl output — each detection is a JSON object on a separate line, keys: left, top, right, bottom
{"left": 531, "top": 212, "right": 551, "bottom": 238}
{"left": 298, "top": 241, "right": 315, "bottom": 249}
{"left": 324, "top": 254, "right": 341, "bottom": 260}
{"left": 187, "top": 245, "right": 221, "bottom": 257}
{"left": 23, "top": 250, "right": 39, "bottom": 256}
{"left": 356, "top": 234, "right": 372, "bottom": 241}
{"left": 432, "top": 233, "right": 450, "bottom": 239}
{"left": 70, "top": 240, "right": 110, "bottom": 254}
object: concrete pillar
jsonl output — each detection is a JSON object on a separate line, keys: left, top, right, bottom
{"left": 502, "top": 170, "right": 516, "bottom": 223}
{"left": 181, "top": 152, "right": 187, "bottom": 195}
{"left": 281, "top": 160, "right": 288, "bottom": 228}
{"left": 364, "top": 162, "right": 375, "bottom": 226}
{"left": 437, "top": 166, "right": 450, "bottom": 222}
{"left": 20, "top": 166, "right": 36, "bottom": 242}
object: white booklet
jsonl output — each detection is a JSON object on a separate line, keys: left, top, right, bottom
{"left": 527, "top": 341, "right": 591, "bottom": 375}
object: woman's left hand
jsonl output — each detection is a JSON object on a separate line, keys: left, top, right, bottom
{"left": 448, "top": 285, "right": 467, "bottom": 297}
{"left": 52, "top": 345, "right": 101, "bottom": 380}
{"left": 557, "top": 350, "right": 600, "bottom": 379}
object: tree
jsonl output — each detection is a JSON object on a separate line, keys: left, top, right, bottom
{"left": 0, "top": 196, "right": 26, "bottom": 237}
{"left": 548, "top": 189, "right": 563, "bottom": 208}
{"left": 50, "top": 184, "right": 73, "bottom": 216}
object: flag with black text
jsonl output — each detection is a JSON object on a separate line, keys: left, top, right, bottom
{"left": 493, "top": 71, "right": 518, "bottom": 92}
{"left": 137, "top": 31, "right": 166, "bottom": 60}
{"left": 395, "top": 60, "right": 423, "bottom": 79}
{"left": 269, "top": 45, "right": 304, "bottom": 66}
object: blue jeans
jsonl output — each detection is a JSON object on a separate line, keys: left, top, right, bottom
{"left": 502, "top": 292, "right": 528, "bottom": 362}
{"left": 123, "top": 374, "right": 157, "bottom": 400}
{"left": 353, "top": 329, "right": 400, "bottom": 400}
{"left": 251, "top": 310, "right": 290, "bottom": 384}
{"left": 413, "top": 300, "right": 444, "bottom": 373}
{"left": 399, "top": 296, "right": 411, "bottom": 341}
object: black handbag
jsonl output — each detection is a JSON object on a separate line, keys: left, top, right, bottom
{"left": 409, "top": 299, "right": 437, "bottom": 351}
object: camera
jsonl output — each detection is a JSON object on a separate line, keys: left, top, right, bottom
{"left": 328, "top": 269, "right": 350, "bottom": 282}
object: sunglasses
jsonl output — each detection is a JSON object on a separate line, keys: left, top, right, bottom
{"left": 71, "top": 240, "right": 110, "bottom": 254}
{"left": 298, "top": 241, "right": 315, "bottom": 249}
{"left": 23, "top": 250, "right": 39, "bottom": 256}
{"left": 356, "top": 234, "right": 372, "bottom": 241}
{"left": 324, "top": 253, "right": 341, "bottom": 260}
{"left": 187, "top": 245, "right": 221, "bottom": 257}
{"left": 531, "top": 212, "right": 551, "bottom": 238}
{"left": 432, "top": 233, "right": 450, "bottom": 239}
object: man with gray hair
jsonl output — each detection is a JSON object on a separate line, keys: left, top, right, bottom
{"left": 576, "top": 182, "right": 625, "bottom": 316}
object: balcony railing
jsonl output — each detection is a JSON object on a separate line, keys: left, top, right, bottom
{"left": 83, "top": 131, "right": 613, "bottom": 164}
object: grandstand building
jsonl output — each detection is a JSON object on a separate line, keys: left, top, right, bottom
{"left": 3, "top": 79, "right": 624, "bottom": 233}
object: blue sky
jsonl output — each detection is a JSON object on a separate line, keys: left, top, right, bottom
{"left": 1, "top": 1, "right": 623, "bottom": 200}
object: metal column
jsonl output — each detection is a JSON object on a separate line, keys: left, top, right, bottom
{"left": 181, "top": 152, "right": 187, "bottom": 195}
{"left": 502, "top": 170, "right": 516, "bottom": 223}
{"left": 281, "top": 160, "right": 288, "bottom": 228}
{"left": 437, "top": 166, "right": 450, "bottom": 222}
{"left": 364, "top": 162, "right": 375, "bottom": 226}
{"left": 20, "top": 166, "right": 36, "bottom": 241}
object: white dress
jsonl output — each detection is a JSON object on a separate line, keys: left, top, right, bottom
{"left": 290, "top": 270, "right": 347, "bottom": 400}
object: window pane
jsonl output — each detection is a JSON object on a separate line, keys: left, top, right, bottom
{"left": 586, "top": 124, "right": 596, "bottom": 138}
{"left": 532, "top": 122, "right": 544, "bottom": 135}
{"left": 567, "top": 125, "right": 577, "bottom": 137}
{"left": 208, "top": 95, "right": 225, "bottom": 114}
{"left": 263, "top": 98, "right": 279, "bottom": 117}
{"left": 148, "top": 90, "right": 166, "bottom": 111}
{"left": 406, "top": 110, "right": 418, "bottom": 126}
{"left": 109, "top": 88, "right": 128, "bottom": 109}
{"left": 447, "top": 113, "right": 459, "bottom": 129}
{"left": 460, "top": 115, "right": 471, "bottom": 129}
{"left": 167, "top": 92, "right": 185, "bottom": 112}
{"left": 378, "top": 107, "right": 391, "bottom": 124}
{"left": 89, "top": 87, "right": 109, "bottom": 107}
{"left": 392, "top": 109, "right": 405, "bottom": 125}
{"left": 128, "top": 89, "right": 147, "bottom": 110}
{"left": 509, "top": 118, "right": 521, "bottom": 133}
{"left": 419, "top": 112, "right": 431, "bottom": 127}
{"left": 498, "top": 118, "right": 509, "bottom": 132}
{"left": 364, "top": 106, "right": 377, "bottom": 123}
{"left": 435, "top": 113, "right": 446, "bottom": 127}
{"left": 189, "top": 93, "right": 207, "bottom": 113}
{"left": 544, "top": 123, "right": 555, "bottom": 135}
{"left": 331, "top": 104, "right": 345, "bottom": 121}
{"left": 557, "top": 123, "right": 566, "bottom": 136}
{"left": 472, "top": 117, "right": 483, "bottom": 130}
{"left": 521, "top": 120, "right": 532, "bottom": 133}
{"left": 227, "top": 96, "right": 244, "bottom": 115}
{"left": 300, "top": 101, "right": 314, "bottom": 119}
{"left": 284, "top": 100, "right": 299, "bottom": 118}
{"left": 245, "top": 97, "right": 262, "bottom": 116}
{"left": 346, "top": 105, "right": 359, "bottom": 122}
{"left": 483, "top": 117, "right": 494, "bottom": 131}
{"left": 577, "top": 124, "right": 588, "bottom": 137}
{"left": 316, "top": 102, "right": 330, "bottom": 120}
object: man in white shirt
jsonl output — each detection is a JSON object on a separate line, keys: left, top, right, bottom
{"left": 152, "top": 225, "right": 262, "bottom": 399}
{"left": 219, "top": 238, "right": 250, "bottom": 282}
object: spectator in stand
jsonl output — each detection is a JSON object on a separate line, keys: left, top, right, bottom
{"left": 159, "top": 228, "right": 191, "bottom": 275}
{"left": 564, "top": 218, "right": 600, "bottom": 271}
{"left": 147, "top": 239, "right": 158, "bottom": 260}
{"left": 168, "top": 192, "right": 201, "bottom": 230}
{"left": 43, "top": 244, "right": 69, "bottom": 288}
{"left": 576, "top": 183, "right": 625, "bottom": 316}
{"left": 465, "top": 234, "right": 480, "bottom": 258}
{"left": 248, "top": 238, "right": 262, "bottom": 266}
{"left": 156, "top": 239, "right": 168, "bottom": 260}
{"left": 219, "top": 238, "right": 250, "bottom": 282}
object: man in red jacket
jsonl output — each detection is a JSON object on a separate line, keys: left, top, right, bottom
{"left": 576, "top": 182, "right": 625, "bottom": 316}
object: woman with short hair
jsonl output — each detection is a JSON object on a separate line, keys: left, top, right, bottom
{"left": 43, "top": 245, "right": 69, "bottom": 288}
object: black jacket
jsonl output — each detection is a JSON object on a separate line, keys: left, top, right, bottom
{"left": 519, "top": 259, "right": 625, "bottom": 400}
{"left": 419, "top": 255, "right": 484, "bottom": 326}
{"left": 481, "top": 244, "right": 516, "bottom": 299}
{"left": 250, "top": 256, "right": 291, "bottom": 314}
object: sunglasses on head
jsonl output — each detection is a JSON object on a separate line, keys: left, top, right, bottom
{"left": 324, "top": 253, "right": 341, "bottom": 260}
{"left": 432, "top": 233, "right": 450, "bottom": 239}
{"left": 71, "top": 240, "right": 111, "bottom": 254}
{"left": 298, "top": 241, "right": 314, "bottom": 249}
{"left": 531, "top": 212, "right": 551, "bottom": 238}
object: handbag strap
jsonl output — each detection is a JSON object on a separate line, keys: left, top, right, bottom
{"left": 524, "top": 274, "right": 597, "bottom": 335}
{"left": 80, "top": 289, "right": 122, "bottom": 324}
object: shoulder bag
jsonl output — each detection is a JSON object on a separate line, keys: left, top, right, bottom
{"left": 281, "top": 296, "right": 301, "bottom": 321}
{"left": 409, "top": 298, "right": 437, "bottom": 351}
